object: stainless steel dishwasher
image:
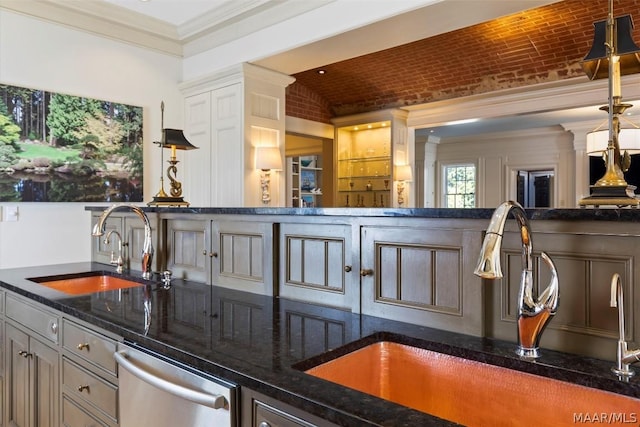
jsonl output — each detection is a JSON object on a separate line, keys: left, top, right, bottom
{"left": 114, "top": 343, "right": 237, "bottom": 427}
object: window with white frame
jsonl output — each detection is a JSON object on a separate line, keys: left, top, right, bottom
{"left": 443, "top": 164, "right": 476, "bottom": 208}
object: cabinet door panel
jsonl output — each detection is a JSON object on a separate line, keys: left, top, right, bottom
{"left": 31, "top": 339, "right": 58, "bottom": 427}
{"left": 213, "top": 220, "right": 273, "bottom": 295}
{"left": 165, "top": 218, "right": 210, "bottom": 283}
{"left": 279, "top": 223, "right": 354, "bottom": 309}
{"left": 361, "top": 225, "right": 483, "bottom": 336}
{"left": 5, "top": 325, "right": 29, "bottom": 427}
{"left": 184, "top": 92, "right": 212, "bottom": 207}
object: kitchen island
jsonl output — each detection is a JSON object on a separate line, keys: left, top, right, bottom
{"left": 0, "top": 261, "right": 638, "bottom": 426}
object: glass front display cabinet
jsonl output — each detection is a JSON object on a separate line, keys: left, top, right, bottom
{"left": 336, "top": 121, "right": 392, "bottom": 207}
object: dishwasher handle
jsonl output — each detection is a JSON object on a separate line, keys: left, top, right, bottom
{"left": 114, "top": 350, "right": 228, "bottom": 410}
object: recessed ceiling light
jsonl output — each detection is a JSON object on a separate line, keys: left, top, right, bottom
{"left": 317, "top": 69, "right": 326, "bottom": 75}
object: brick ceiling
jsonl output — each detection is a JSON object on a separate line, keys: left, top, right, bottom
{"left": 290, "top": 0, "right": 640, "bottom": 118}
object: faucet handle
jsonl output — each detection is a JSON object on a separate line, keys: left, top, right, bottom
{"left": 162, "top": 270, "right": 172, "bottom": 289}
{"left": 538, "top": 251, "right": 559, "bottom": 313}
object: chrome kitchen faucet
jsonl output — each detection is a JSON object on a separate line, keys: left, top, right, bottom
{"left": 92, "top": 204, "right": 154, "bottom": 279}
{"left": 474, "top": 200, "right": 559, "bottom": 359}
{"left": 610, "top": 273, "right": 640, "bottom": 378}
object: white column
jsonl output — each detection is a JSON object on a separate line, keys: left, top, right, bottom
{"left": 562, "top": 121, "right": 600, "bottom": 206}
{"left": 423, "top": 135, "right": 439, "bottom": 208}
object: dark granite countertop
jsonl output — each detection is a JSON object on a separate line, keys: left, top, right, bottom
{"left": 1, "top": 262, "right": 639, "bottom": 426}
{"left": 85, "top": 205, "right": 640, "bottom": 222}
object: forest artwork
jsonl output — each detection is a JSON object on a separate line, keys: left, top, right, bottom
{"left": 0, "top": 84, "right": 143, "bottom": 202}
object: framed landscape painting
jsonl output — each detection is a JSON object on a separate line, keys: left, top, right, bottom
{"left": 0, "top": 84, "right": 143, "bottom": 202}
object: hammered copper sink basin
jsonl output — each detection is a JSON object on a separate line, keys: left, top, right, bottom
{"left": 29, "top": 273, "right": 143, "bottom": 295}
{"left": 304, "top": 341, "right": 640, "bottom": 427}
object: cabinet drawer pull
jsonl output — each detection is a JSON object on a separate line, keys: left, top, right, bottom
{"left": 77, "top": 385, "right": 90, "bottom": 393}
{"left": 18, "top": 351, "right": 32, "bottom": 358}
{"left": 344, "top": 265, "right": 352, "bottom": 272}
{"left": 360, "top": 269, "right": 374, "bottom": 277}
{"left": 77, "top": 343, "right": 90, "bottom": 351}
{"left": 210, "top": 252, "right": 218, "bottom": 258}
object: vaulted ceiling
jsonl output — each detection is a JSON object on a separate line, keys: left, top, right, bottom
{"left": 4, "top": 0, "right": 640, "bottom": 137}
{"left": 289, "top": 0, "right": 640, "bottom": 118}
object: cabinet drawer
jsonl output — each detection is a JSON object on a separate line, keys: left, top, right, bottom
{"left": 254, "top": 400, "right": 316, "bottom": 427}
{"left": 63, "top": 319, "right": 117, "bottom": 376}
{"left": 62, "top": 357, "right": 118, "bottom": 421}
{"left": 6, "top": 293, "right": 59, "bottom": 344}
{"left": 62, "top": 395, "right": 109, "bottom": 427}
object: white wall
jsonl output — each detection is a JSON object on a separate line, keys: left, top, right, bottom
{"left": 0, "top": 10, "right": 183, "bottom": 268}
{"left": 436, "top": 126, "right": 575, "bottom": 208}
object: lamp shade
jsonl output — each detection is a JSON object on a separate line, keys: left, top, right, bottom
{"left": 586, "top": 128, "right": 640, "bottom": 155}
{"left": 395, "top": 165, "right": 413, "bottom": 181}
{"left": 581, "top": 14, "right": 640, "bottom": 80}
{"left": 255, "top": 146, "right": 282, "bottom": 170}
{"left": 162, "top": 129, "right": 198, "bottom": 150}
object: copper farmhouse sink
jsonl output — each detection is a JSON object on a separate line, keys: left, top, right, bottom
{"left": 305, "top": 341, "right": 640, "bottom": 427}
{"left": 30, "top": 274, "right": 143, "bottom": 295}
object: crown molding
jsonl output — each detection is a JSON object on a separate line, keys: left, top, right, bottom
{"left": 405, "top": 75, "right": 640, "bottom": 129}
{"left": 0, "top": 0, "right": 183, "bottom": 56}
{"left": 182, "top": 0, "right": 336, "bottom": 58}
{"left": 178, "top": 0, "right": 272, "bottom": 41}
{"left": 0, "top": 0, "right": 335, "bottom": 59}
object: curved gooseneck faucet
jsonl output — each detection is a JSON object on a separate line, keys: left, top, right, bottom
{"left": 104, "top": 230, "right": 124, "bottom": 274}
{"left": 474, "top": 201, "right": 559, "bottom": 359}
{"left": 92, "top": 204, "right": 154, "bottom": 280}
{"left": 610, "top": 273, "right": 640, "bottom": 378}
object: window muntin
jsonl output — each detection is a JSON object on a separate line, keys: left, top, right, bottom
{"left": 444, "top": 164, "right": 476, "bottom": 208}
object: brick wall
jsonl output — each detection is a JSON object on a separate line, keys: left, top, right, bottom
{"left": 286, "top": 0, "right": 640, "bottom": 121}
{"left": 285, "top": 82, "right": 333, "bottom": 123}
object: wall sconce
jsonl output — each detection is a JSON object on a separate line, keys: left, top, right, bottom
{"left": 395, "top": 165, "right": 412, "bottom": 207}
{"left": 148, "top": 102, "right": 198, "bottom": 207}
{"left": 255, "top": 146, "right": 282, "bottom": 204}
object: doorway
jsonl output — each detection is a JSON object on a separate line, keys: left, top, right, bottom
{"left": 517, "top": 170, "right": 553, "bottom": 208}
{"left": 285, "top": 133, "right": 334, "bottom": 207}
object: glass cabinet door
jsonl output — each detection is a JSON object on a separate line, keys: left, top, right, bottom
{"left": 336, "top": 121, "right": 391, "bottom": 207}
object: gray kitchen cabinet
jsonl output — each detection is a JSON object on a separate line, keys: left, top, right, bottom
{"left": 3, "top": 290, "right": 121, "bottom": 427}
{"left": 212, "top": 219, "right": 274, "bottom": 295}
{"left": 5, "top": 293, "right": 60, "bottom": 427}
{"left": 359, "top": 223, "right": 484, "bottom": 336}
{"left": 60, "top": 319, "right": 119, "bottom": 427}
{"left": 165, "top": 217, "right": 211, "bottom": 283}
{"left": 278, "top": 222, "right": 355, "bottom": 309}
{"left": 241, "top": 389, "right": 338, "bottom": 427}
{"left": 4, "top": 323, "right": 59, "bottom": 427}
{"left": 165, "top": 216, "right": 275, "bottom": 295}
{"left": 61, "top": 395, "right": 108, "bottom": 427}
